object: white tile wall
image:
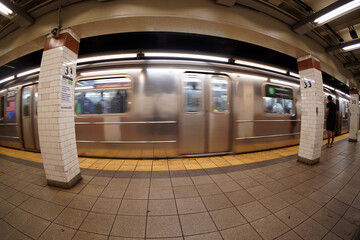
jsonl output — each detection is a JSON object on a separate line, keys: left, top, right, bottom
{"left": 349, "top": 93, "right": 359, "bottom": 141}
{"left": 38, "top": 29, "right": 80, "bottom": 184}
{"left": 297, "top": 56, "right": 324, "bottom": 163}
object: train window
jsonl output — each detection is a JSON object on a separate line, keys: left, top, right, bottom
{"left": 0, "top": 96, "right": 4, "bottom": 118}
{"left": 343, "top": 101, "right": 349, "bottom": 119}
{"left": 22, "top": 89, "right": 31, "bottom": 117}
{"left": 75, "top": 77, "right": 131, "bottom": 114}
{"left": 211, "top": 78, "right": 228, "bottom": 113}
{"left": 263, "top": 84, "right": 294, "bottom": 115}
{"left": 184, "top": 76, "right": 202, "bottom": 112}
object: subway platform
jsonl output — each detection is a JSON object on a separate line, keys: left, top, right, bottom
{"left": 0, "top": 133, "right": 359, "bottom": 240}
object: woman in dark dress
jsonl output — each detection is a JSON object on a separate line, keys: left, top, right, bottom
{"left": 325, "top": 95, "right": 336, "bottom": 147}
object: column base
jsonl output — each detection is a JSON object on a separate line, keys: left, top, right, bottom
{"left": 47, "top": 173, "right": 82, "bottom": 189}
{"left": 297, "top": 156, "right": 320, "bottom": 165}
{"left": 349, "top": 138, "right": 358, "bottom": 142}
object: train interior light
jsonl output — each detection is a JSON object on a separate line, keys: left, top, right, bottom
{"left": 234, "top": 59, "right": 288, "bottom": 74}
{"left": 17, "top": 68, "right": 40, "bottom": 78}
{"left": 0, "top": 75, "right": 15, "bottom": 84}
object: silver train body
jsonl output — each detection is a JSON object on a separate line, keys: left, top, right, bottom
{"left": 0, "top": 59, "right": 352, "bottom": 158}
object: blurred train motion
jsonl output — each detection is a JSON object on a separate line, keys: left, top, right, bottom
{"left": 0, "top": 55, "right": 358, "bottom": 158}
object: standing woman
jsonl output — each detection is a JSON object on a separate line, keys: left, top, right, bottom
{"left": 325, "top": 95, "right": 336, "bottom": 147}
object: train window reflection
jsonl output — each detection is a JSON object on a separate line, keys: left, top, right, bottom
{"left": 75, "top": 78, "right": 131, "bottom": 90}
{"left": 263, "top": 84, "right": 294, "bottom": 115}
{"left": 22, "top": 89, "right": 31, "bottom": 117}
{"left": 75, "top": 90, "right": 128, "bottom": 114}
{"left": 342, "top": 102, "right": 349, "bottom": 119}
{"left": 211, "top": 78, "right": 228, "bottom": 113}
{"left": 184, "top": 76, "right": 202, "bottom": 112}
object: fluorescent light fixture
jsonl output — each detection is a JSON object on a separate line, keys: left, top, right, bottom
{"left": 17, "top": 68, "right": 40, "bottom": 78}
{"left": 0, "top": 2, "right": 13, "bottom": 15}
{"left": 342, "top": 43, "right": 360, "bottom": 51}
{"left": 75, "top": 86, "right": 94, "bottom": 90}
{"left": 314, "top": 0, "right": 360, "bottom": 24}
{"left": 94, "top": 78, "right": 131, "bottom": 84}
{"left": 270, "top": 79, "right": 299, "bottom": 87}
{"left": 80, "top": 68, "right": 141, "bottom": 77}
{"left": 289, "top": 72, "right": 300, "bottom": 78}
{"left": 77, "top": 53, "right": 137, "bottom": 63}
{"left": 323, "top": 84, "right": 335, "bottom": 91}
{"left": 345, "top": 94, "right": 350, "bottom": 98}
{"left": 145, "top": 52, "right": 228, "bottom": 63}
{"left": 235, "top": 59, "right": 287, "bottom": 74}
{"left": 0, "top": 75, "right": 15, "bottom": 84}
{"left": 335, "top": 89, "right": 346, "bottom": 95}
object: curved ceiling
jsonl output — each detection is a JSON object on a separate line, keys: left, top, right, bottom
{"left": 0, "top": 0, "right": 359, "bottom": 84}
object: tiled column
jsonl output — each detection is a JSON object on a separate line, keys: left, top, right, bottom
{"left": 38, "top": 28, "right": 81, "bottom": 188}
{"left": 297, "top": 55, "right": 324, "bottom": 165}
{"left": 349, "top": 89, "right": 359, "bottom": 142}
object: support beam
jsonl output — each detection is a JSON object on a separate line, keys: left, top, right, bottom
{"left": 216, "top": 0, "right": 236, "bottom": 7}
{"left": 344, "top": 62, "right": 360, "bottom": 69}
{"left": 327, "top": 38, "right": 360, "bottom": 54}
{"left": 292, "top": 0, "right": 354, "bottom": 34}
{"left": 1, "top": 0, "right": 33, "bottom": 27}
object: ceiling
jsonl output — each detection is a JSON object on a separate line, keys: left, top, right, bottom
{"left": 0, "top": 0, "right": 359, "bottom": 85}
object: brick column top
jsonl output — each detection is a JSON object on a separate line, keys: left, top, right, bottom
{"left": 44, "top": 28, "right": 80, "bottom": 55}
{"left": 297, "top": 55, "right": 321, "bottom": 71}
{"left": 350, "top": 89, "right": 359, "bottom": 94}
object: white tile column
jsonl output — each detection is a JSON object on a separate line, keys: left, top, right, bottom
{"left": 349, "top": 88, "right": 359, "bottom": 142}
{"left": 297, "top": 55, "right": 324, "bottom": 165}
{"left": 38, "top": 28, "right": 81, "bottom": 188}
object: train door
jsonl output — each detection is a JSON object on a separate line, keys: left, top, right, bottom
{"left": 21, "top": 85, "right": 39, "bottom": 150}
{"left": 180, "top": 74, "right": 231, "bottom": 155}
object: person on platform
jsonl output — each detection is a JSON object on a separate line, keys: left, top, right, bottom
{"left": 325, "top": 95, "right": 336, "bottom": 147}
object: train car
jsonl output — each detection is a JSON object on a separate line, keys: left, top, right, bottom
{"left": 0, "top": 56, "right": 352, "bottom": 159}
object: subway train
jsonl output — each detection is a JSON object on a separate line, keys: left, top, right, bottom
{"left": 0, "top": 55, "right": 355, "bottom": 158}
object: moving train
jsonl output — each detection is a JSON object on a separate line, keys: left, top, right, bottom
{"left": 0, "top": 55, "right": 355, "bottom": 158}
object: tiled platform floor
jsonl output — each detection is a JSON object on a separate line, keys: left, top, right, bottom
{"left": 0, "top": 135, "right": 359, "bottom": 239}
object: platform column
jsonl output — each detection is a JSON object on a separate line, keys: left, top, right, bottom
{"left": 297, "top": 55, "right": 324, "bottom": 165}
{"left": 349, "top": 89, "right": 359, "bottom": 142}
{"left": 38, "top": 28, "right": 81, "bottom": 188}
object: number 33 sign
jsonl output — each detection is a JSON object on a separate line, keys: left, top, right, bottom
{"left": 304, "top": 80, "right": 312, "bottom": 88}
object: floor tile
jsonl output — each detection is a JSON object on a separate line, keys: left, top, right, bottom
{"left": 146, "top": 215, "right": 182, "bottom": 238}
{"left": 293, "top": 197, "right": 322, "bottom": 216}
{"left": 277, "top": 189, "right": 304, "bottom": 204}
{"left": 225, "top": 190, "right": 255, "bottom": 206}
{"left": 185, "top": 231, "right": 222, "bottom": 240}
{"left": 18, "top": 215, "right": 51, "bottom": 239}
{"left": 251, "top": 214, "right": 289, "bottom": 240}
{"left": 123, "top": 187, "right": 149, "bottom": 199}
{"left": 54, "top": 207, "right": 88, "bottom": 229}
{"left": 210, "top": 207, "right": 246, "bottom": 230}
{"left": 259, "top": 195, "right": 290, "bottom": 213}
{"left": 149, "top": 186, "right": 174, "bottom": 199}
{"left": 0, "top": 200, "right": 15, "bottom": 218}
{"left": 111, "top": 215, "right": 146, "bottom": 238}
{"left": 343, "top": 206, "right": 360, "bottom": 226}
{"left": 275, "top": 205, "right": 307, "bottom": 228}
{"left": 39, "top": 223, "right": 76, "bottom": 240}
{"left": 216, "top": 180, "right": 243, "bottom": 193}
{"left": 275, "top": 230, "right": 302, "bottom": 240}
{"left": 148, "top": 199, "right": 177, "bottom": 216}
{"left": 72, "top": 230, "right": 108, "bottom": 240}
{"left": 220, "top": 224, "right": 262, "bottom": 240}
{"left": 91, "top": 197, "right": 121, "bottom": 214}
{"left": 331, "top": 218, "right": 358, "bottom": 240}
{"left": 196, "top": 183, "right": 222, "bottom": 196}
{"left": 118, "top": 199, "right": 148, "bottom": 216}
{"left": 312, "top": 207, "right": 341, "bottom": 229}
{"left": 202, "top": 193, "right": 233, "bottom": 211}
{"left": 100, "top": 186, "right": 126, "bottom": 199}
{"left": 308, "top": 191, "right": 332, "bottom": 205}
{"left": 325, "top": 198, "right": 350, "bottom": 216}
{"left": 68, "top": 194, "right": 97, "bottom": 211}
{"left": 176, "top": 197, "right": 206, "bottom": 214}
{"left": 293, "top": 218, "right": 328, "bottom": 240}
{"left": 173, "top": 185, "right": 199, "bottom": 198}
{"left": 237, "top": 201, "right": 271, "bottom": 222}
{"left": 179, "top": 212, "right": 217, "bottom": 236}
{"left": 246, "top": 185, "right": 273, "bottom": 199}
{"left": 79, "top": 212, "right": 115, "bottom": 235}
{"left": 79, "top": 184, "right": 105, "bottom": 197}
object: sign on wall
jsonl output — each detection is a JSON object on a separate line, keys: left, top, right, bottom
{"left": 61, "top": 64, "right": 75, "bottom": 109}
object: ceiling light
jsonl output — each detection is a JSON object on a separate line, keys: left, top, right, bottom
{"left": 323, "top": 84, "right": 335, "bottom": 91}
{"left": 342, "top": 43, "right": 360, "bottom": 51}
{"left": 0, "top": 2, "right": 12, "bottom": 16}
{"left": 145, "top": 52, "right": 228, "bottom": 63}
{"left": 235, "top": 59, "right": 287, "bottom": 74}
{"left": 77, "top": 53, "right": 137, "bottom": 64}
{"left": 314, "top": 0, "right": 360, "bottom": 24}
{"left": 17, "top": 68, "right": 40, "bottom": 77}
{"left": 80, "top": 68, "right": 141, "bottom": 76}
{"left": 0, "top": 75, "right": 15, "bottom": 84}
